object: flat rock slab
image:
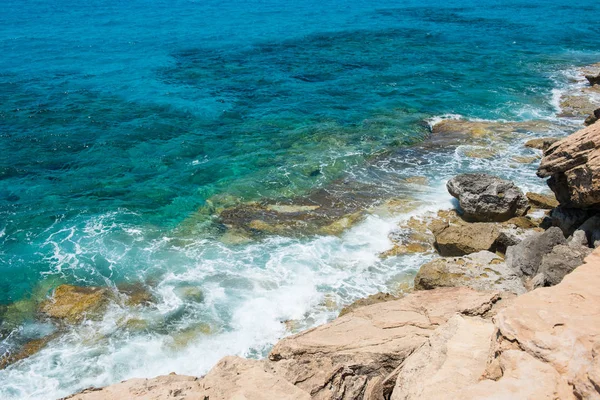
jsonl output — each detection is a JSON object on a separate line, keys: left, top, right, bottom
{"left": 415, "top": 251, "right": 526, "bottom": 294}
{"left": 267, "top": 287, "right": 501, "bottom": 400}
{"left": 495, "top": 248, "right": 600, "bottom": 398}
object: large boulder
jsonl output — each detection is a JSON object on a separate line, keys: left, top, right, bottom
{"left": 267, "top": 288, "right": 502, "bottom": 400}
{"left": 586, "top": 73, "right": 600, "bottom": 86}
{"left": 538, "top": 123, "right": 600, "bottom": 208}
{"left": 414, "top": 251, "right": 526, "bottom": 294}
{"left": 433, "top": 223, "right": 500, "bottom": 256}
{"left": 446, "top": 174, "right": 529, "bottom": 222}
{"left": 391, "top": 315, "right": 495, "bottom": 400}
{"left": 505, "top": 227, "right": 566, "bottom": 277}
{"left": 493, "top": 248, "right": 600, "bottom": 399}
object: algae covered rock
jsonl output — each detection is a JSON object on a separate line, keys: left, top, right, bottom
{"left": 40, "top": 285, "right": 110, "bottom": 323}
{"left": 526, "top": 192, "right": 559, "bottom": 209}
{"left": 447, "top": 174, "right": 529, "bottom": 222}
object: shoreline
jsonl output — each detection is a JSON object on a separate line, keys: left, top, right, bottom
{"left": 2, "top": 61, "right": 600, "bottom": 399}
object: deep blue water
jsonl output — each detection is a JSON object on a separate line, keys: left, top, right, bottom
{"left": 1, "top": 0, "right": 600, "bottom": 398}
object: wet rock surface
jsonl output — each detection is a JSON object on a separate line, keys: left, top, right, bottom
{"left": 40, "top": 285, "right": 110, "bottom": 323}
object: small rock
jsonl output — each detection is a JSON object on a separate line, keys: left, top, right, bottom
{"left": 40, "top": 285, "right": 110, "bottom": 323}
{"left": 511, "top": 155, "right": 539, "bottom": 164}
{"left": 447, "top": 174, "right": 529, "bottom": 222}
{"left": 524, "top": 137, "right": 559, "bottom": 151}
{"left": 0, "top": 334, "right": 58, "bottom": 370}
{"left": 505, "top": 227, "right": 566, "bottom": 277}
{"left": 586, "top": 73, "right": 600, "bottom": 86}
{"left": 526, "top": 192, "right": 559, "bottom": 209}
{"left": 584, "top": 108, "right": 600, "bottom": 126}
{"left": 339, "top": 293, "right": 399, "bottom": 317}
{"left": 415, "top": 251, "right": 526, "bottom": 294}
{"left": 434, "top": 223, "right": 500, "bottom": 256}
{"left": 174, "top": 286, "right": 204, "bottom": 303}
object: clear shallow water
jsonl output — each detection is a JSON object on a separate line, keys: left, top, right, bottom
{"left": 1, "top": 0, "right": 600, "bottom": 398}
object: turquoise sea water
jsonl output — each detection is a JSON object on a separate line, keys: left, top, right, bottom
{"left": 1, "top": 0, "right": 600, "bottom": 398}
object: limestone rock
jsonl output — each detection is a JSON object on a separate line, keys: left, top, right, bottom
{"left": 414, "top": 251, "right": 526, "bottom": 294}
{"left": 267, "top": 288, "right": 501, "bottom": 400}
{"left": 457, "top": 350, "right": 575, "bottom": 400}
{"left": 538, "top": 123, "right": 600, "bottom": 208}
{"left": 199, "top": 356, "right": 310, "bottom": 400}
{"left": 339, "top": 293, "right": 398, "bottom": 317}
{"left": 505, "top": 227, "right": 566, "bottom": 277}
{"left": 526, "top": 192, "right": 559, "bottom": 209}
{"left": 433, "top": 223, "right": 500, "bottom": 256}
{"left": 65, "top": 375, "right": 205, "bottom": 400}
{"left": 40, "top": 285, "right": 110, "bottom": 323}
{"left": 391, "top": 315, "right": 495, "bottom": 400}
{"left": 66, "top": 358, "right": 311, "bottom": 400}
{"left": 446, "top": 174, "right": 529, "bottom": 222}
{"left": 524, "top": 137, "right": 559, "bottom": 151}
{"left": 536, "top": 243, "right": 592, "bottom": 287}
{"left": 493, "top": 248, "right": 600, "bottom": 399}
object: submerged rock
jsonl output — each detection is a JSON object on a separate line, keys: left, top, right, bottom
{"left": 40, "top": 285, "right": 110, "bottom": 323}
{"left": 446, "top": 174, "right": 529, "bottom": 222}
{"left": 538, "top": 123, "right": 600, "bottom": 208}
{"left": 415, "top": 251, "right": 526, "bottom": 294}
{"left": 0, "top": 334, "right": 58, "bottom": 370}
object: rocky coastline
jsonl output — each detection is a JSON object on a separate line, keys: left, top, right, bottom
{"left": 2, "top": 64, "right": 600, "bottom": 399}
{"left": 52, "top": 65, "right": 600, "bottom": 399}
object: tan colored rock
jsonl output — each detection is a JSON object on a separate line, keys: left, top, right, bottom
{"left": 66, "top": 358, "right": 311, "bottom": 400}
{"left": 391, "top": 315, "right": 495, "bottom": 400}
{"left": 494, "top": 248, "right": 600, "bottom": 398}
{"left": 524, "top": 137, "right": 560, "bottom": 151}
{"left": 40, "top": 285, "right": 110, "bottom": 323}
{"left": 199, "top": 356, "right": 310, "bottom": 400}
{"left": 414, "top": 251, "right": 526, "bottom": 294}
{"left": 558, "top": 86, "right": 600, "bottom": 117}
{"left": 267, "top": 288, "right": 501, "bottom": 400}
{"left": 339, "top": 293, "right": 399, "bottom": 317}
{"left": 526, "top": 192, "right": 559, "bottom": 209}
{"left": 434, "top": 223, "right": 500, "bottom": 256}
{"left": 458, "top": 350, "right": 575, "bottom": 399}
{"left": 65, "top": 374, "right": 206, "bottom": 400}
{"left": 538, "top": 123, "right": 600, "bottom": 207}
